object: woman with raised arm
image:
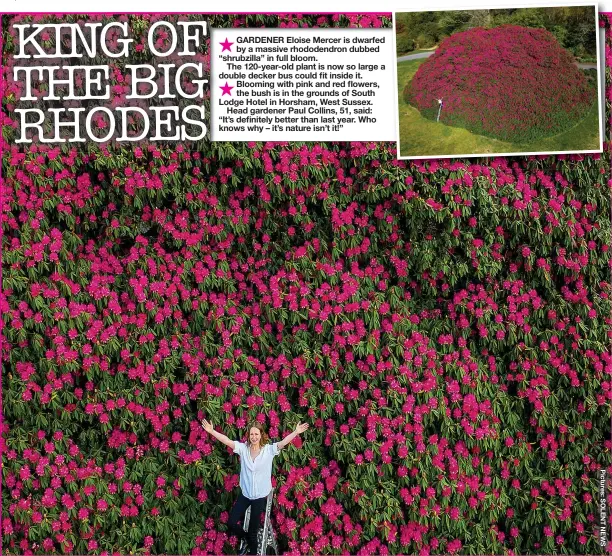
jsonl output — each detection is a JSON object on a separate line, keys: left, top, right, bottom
{"left": 202, "top": 418, "right": 309, "bottom": 556}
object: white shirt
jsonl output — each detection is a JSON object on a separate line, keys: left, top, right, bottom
{"left": 233, "top": 441, "right": 280, "bottom": 500}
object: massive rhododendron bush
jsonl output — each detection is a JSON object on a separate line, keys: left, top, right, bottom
{"left": 1, "top": 12, "right": 612, "bottom": 556}
{"left": 403, "top": 25, "right": 596, "bottom": 143}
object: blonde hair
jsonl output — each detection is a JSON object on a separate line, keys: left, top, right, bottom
{"left": 246, "top": 421, "right": 269, "bottom": 447}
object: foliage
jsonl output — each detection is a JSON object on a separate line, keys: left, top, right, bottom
{"left": 1, "top": 11, "right": 611, "bottom": 556}
{"left": 404, "top": 26, "right": 597, "bottom": 143}
{"left": 397, "top": 60, "right": 600, "bottom": 158}
{"left": 395, "top": 7, "right": 597, "bottom": 59}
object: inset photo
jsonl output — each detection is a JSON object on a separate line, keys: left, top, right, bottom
{"left": 394, "top": 5, "right": 602, "bottom": 159}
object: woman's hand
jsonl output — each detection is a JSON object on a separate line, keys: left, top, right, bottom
{"left": 202, "top": 419, "right": 214, "bottom": 434}
{"left": 278, "top": 422, "right": 309, "bottom": 450}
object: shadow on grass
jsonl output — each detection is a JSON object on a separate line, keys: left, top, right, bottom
{"left": 397, "top": 59, "right": 601, "bottom": 158}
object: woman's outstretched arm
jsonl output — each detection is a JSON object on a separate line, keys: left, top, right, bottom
{"left": 277, "top": 422, "right": 309, "bottom": 450}
{"left": 202, "top": 419, "right": 235, "bottom": 451}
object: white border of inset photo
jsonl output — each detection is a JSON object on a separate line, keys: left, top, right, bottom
{"left": 393, "top": 2, "right": 604, "bottom": 160}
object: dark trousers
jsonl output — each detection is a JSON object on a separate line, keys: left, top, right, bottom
{"left": 228, "top": 492, "right": 267, "bottom": 555}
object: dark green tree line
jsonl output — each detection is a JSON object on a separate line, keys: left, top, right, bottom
{"left": 396, "top": 7, "right": 597, "bottom": 60}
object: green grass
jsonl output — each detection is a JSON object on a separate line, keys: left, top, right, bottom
{"left": 397, "top": 59, "right": 601, "bottom": 158}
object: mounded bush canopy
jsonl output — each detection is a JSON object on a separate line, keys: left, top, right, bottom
{"left": 404, "top": 25, "right": 595, "bottom": 142}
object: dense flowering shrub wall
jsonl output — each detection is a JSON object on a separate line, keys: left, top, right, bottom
{"left": 404, "top": 25, "right": 597, "bottom": 143}
{"left": 1, "top": 12, "right": 611, "bottom": 556}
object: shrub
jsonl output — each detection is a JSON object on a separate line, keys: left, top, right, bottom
{"left": 404, "top": 25, "right": 596, "bottom": 142}
{"left": 396, "top": 34, "right": 415, "bottom": 56}
{"left": 1, "top": 12, "right": 611, "bottom": 556}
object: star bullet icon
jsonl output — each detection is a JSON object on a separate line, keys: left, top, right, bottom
{"left": 220, "top": 82, "right": 234, "bottom": 96}
{"left": 220, "top": 38, "right": 234, "bottom": 52}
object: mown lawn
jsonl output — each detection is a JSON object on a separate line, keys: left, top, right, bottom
{"left": 397, "top": 59, "right": 601, "bottom": 158}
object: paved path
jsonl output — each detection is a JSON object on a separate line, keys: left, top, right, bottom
{"left": 398, "top": 49, "right": 598, "bottom": 70}
{"left": 397, "top": 51, "right": 435, "bottom": 62}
